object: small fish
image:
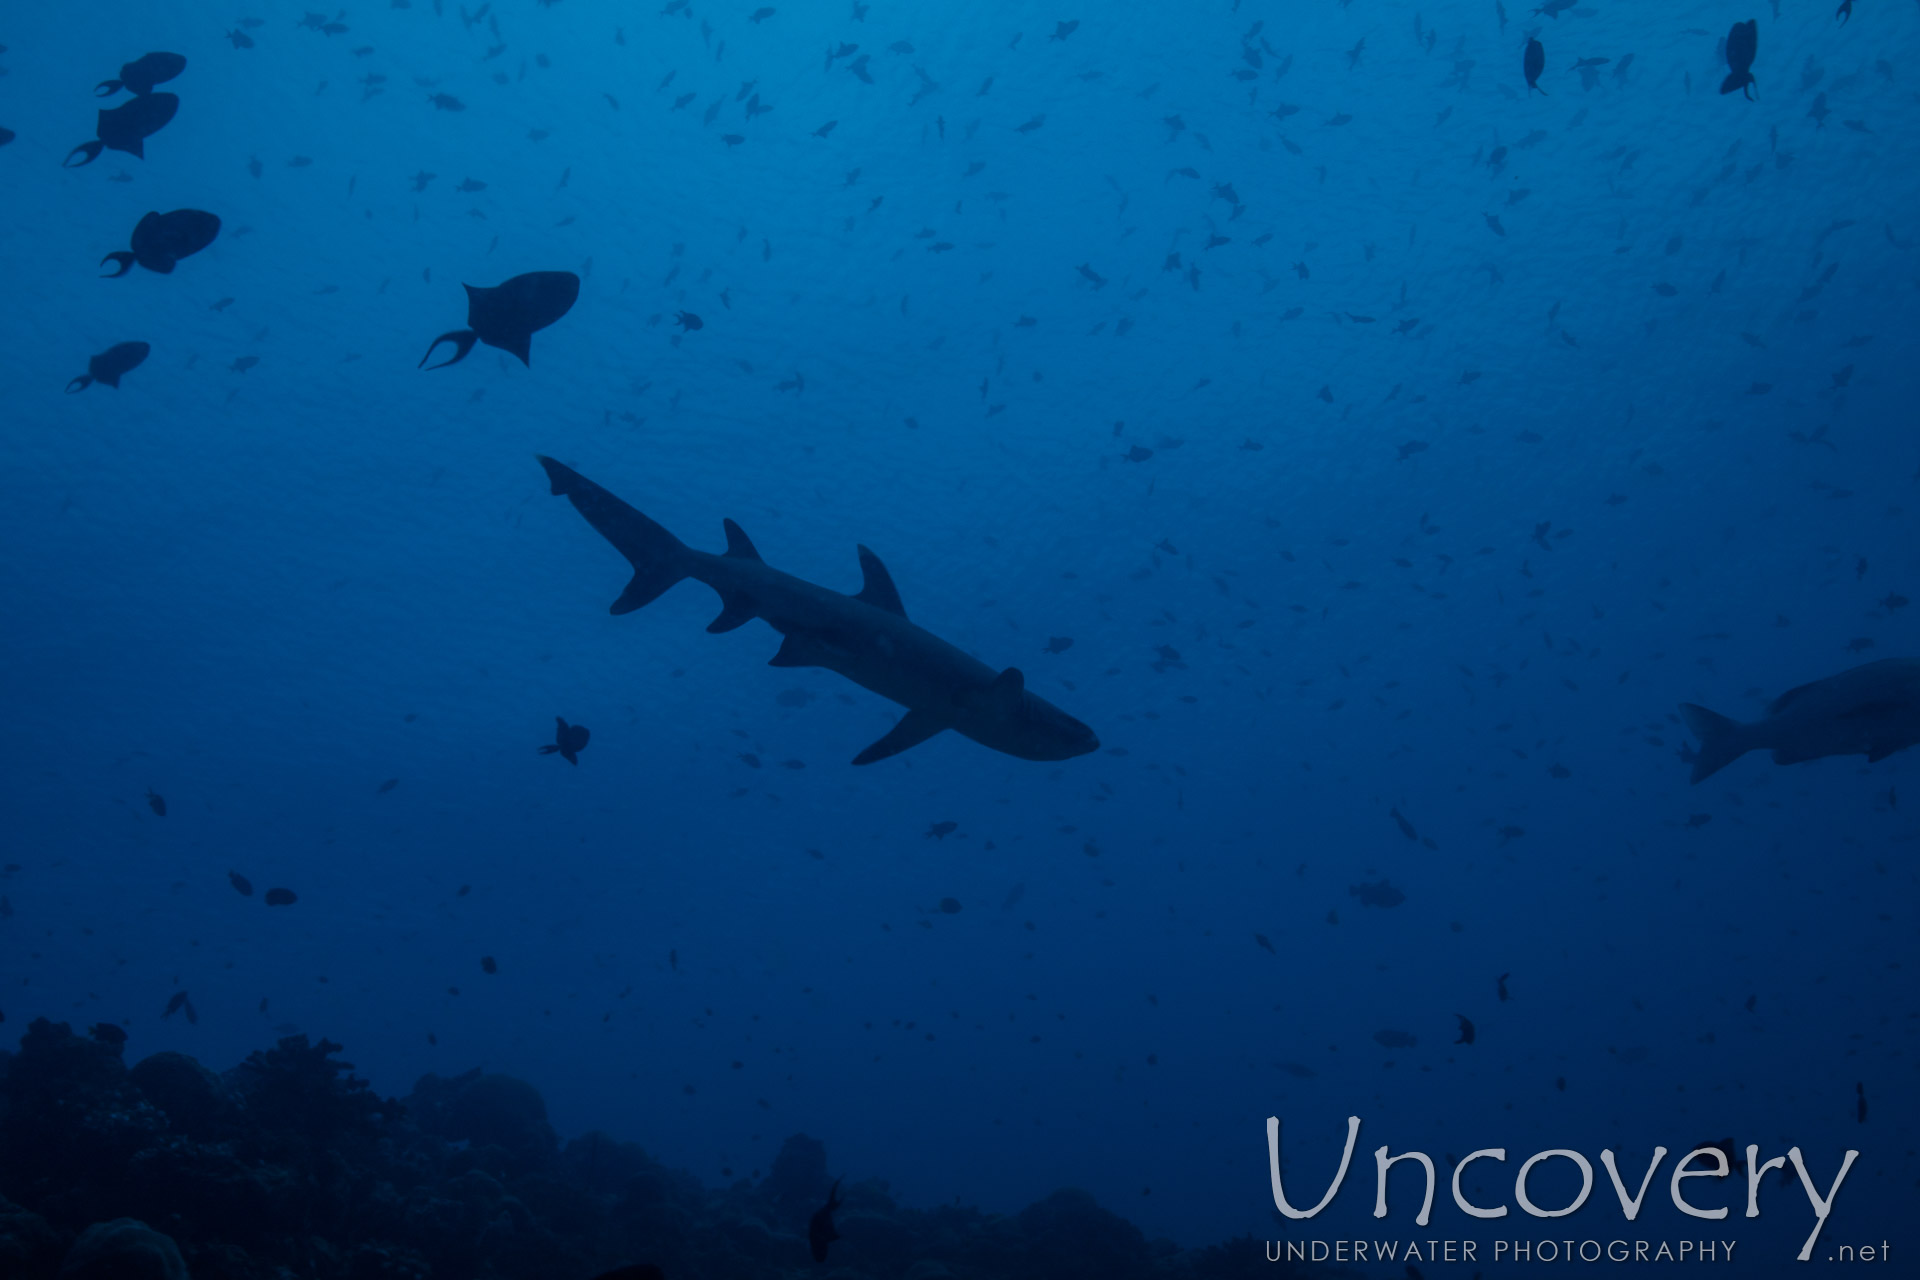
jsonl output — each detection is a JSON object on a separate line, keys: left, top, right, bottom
{"left": 456, "top": 177, "right": 487, "bottom": 192}
{"left": 481, "top": 955, "right": 498, "bottom": 974}
{"left": 264, "top": 887, "right": 297, "bottom": 906}
{"left": 229, "top": 871, "right": 254, "bottom": 896}
{"left": 749, "top": 7, "right": 776, "bottom": 22}
{"left": 1043, "top": 636, "right": 1074, "bottom": 654}
{"left": 162, "top": 991, "right": 197, "bottom": 1024}
{"left": 538, "top": 715, "right": 591, "bottom": 764}
{"left": 1454, "top": 1014, "right": 1475, "bottom": 1045}
{"left": 674, "top": 310, "right": 703, "bottom": 331}
{"left": 1076, "top": 262, "right": 1107, "bottom": 289}
{"left": 378, "top": 777, "right": 400, "bottom": 793}
{"left": 1349, "top": 880, "right": 1406, "bottom": 908}
{"left": 429, "top": 93, "right": 465, "bottom": 111}
{"left": 146, "top": 787, "right": 167, "bottom": 816}
{"left": 1497, "top": 973, "right": 1511, "bottom": 1001}
{"left": 227, "top": 28, "right": 256, "bottom": 49}
{"left": 1374, "top": 1029, "right": 1416, "bottom": 1049}
{"left": 809, "top": 1178, "right": 843, "bottom": 1262}
{"left": 1389, "top": 807, "right": 1418, "bottom": 841}
{"left": 1049, "top": 19, "right": 1079, "bottom": 41}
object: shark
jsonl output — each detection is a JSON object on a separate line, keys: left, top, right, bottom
{"left": 536, "top": 456, "right": 1100, "bottom": 766}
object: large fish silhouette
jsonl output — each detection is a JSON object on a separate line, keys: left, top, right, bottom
{"left": 101, "top": 209, "right": 220, "bottom": 276}
{"left": 66, "top": 341, "right": 150, "bottom": 393}
{"left": 96, "top": 52, "right": 186, "bottom": 97}
{"left": 419, "top": 271, "right": 580, "bottom": 369}
{"left": 1682, "top": 659, "right": 1920, "bottom": 782}
{"left": 65, "top": 94, "right": 179, "bottom": 166}
{"left": 535, "top": 456, "right": 1101, "bottom": 766}
{"left": 1720, "top": 20, "right": 1758, "bottom": 98}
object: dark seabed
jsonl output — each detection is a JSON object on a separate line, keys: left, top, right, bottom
{"left": 0, "top": 2, "right": 1916, "bottom": 1277}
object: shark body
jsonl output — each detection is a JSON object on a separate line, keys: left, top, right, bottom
{"left": 537, "top": 456, "right": 1099, "bottom": 766}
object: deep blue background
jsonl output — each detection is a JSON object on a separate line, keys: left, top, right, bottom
{"left": 1, "top": 0, "right": 1914, "bottom": 1270}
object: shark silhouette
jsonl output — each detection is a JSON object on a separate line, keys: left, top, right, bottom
{"left": 536, "top": 456, "right": 1100, "bottom": 766}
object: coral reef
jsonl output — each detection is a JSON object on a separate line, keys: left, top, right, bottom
{"left": 0, "top": 1019, "right": 1324, "bottom": 1280}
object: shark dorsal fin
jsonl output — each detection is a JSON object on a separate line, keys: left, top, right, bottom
{"left": 723, "top": 519, "right": 763, "bottom": 561}
{"left": 990, "top": 666, "right": 1025, "bottom": 704}
{"left": 855, "top": 545, "right": 906, "bottom": 617}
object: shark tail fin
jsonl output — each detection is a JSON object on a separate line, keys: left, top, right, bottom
{"left": 537, "top": 456, "right": 691, "bottom": 615}
{"left": 1679, "top": 703, "right": 1752, "bottom": 784}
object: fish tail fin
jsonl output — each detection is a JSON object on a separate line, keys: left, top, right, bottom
{"left": 537, "top": 456, "right": 691, "bottom": 614}
{"left": 1679, "top": 703, "right": 1752, "bottom": 783}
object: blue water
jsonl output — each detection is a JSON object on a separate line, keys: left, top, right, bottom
{"left": 3, "top": 0, "right": 1915, "bottom": 1272}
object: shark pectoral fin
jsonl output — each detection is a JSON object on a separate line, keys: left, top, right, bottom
{"left": 855, "top": 545, "right": 907, "bottom": 617}
{"left": 768, "top": 634, "right": 820, "bottom": 667}
{"left": 722, "top": 519, "right": 763, "bottom": 561}
{"left": 706, "top": 589, "right": 756, "bottom": 633}
{"left": 613, "top": 573, "right": 672, "bottom": 614}
{"left": 852, "top": 708, "right": 947, "bottom": 765}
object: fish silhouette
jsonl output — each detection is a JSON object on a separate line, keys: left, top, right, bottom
{"left": 0, "top": 127, "right": 15, "bottom": 148}
{"left": 419, "top": 271, "right": 580, "bottom": 369}
{"left": 66, "top": 341, "right": 150, "bottom": 393}
{"left": 538, "top": 716, "right": 592, "bottom": 765}
{"left": 96, "top": 52, "right": 186, "bottom": 97}
{"left": 66, "top": 93, "right": 179, "bottom": 166}
{"left": 1682, "top": 658, "right": 1920, "bottom": 782}
{"left": 1524, "top": 38, "right": 1546, "bottom": 94}
{"left": 1720, "top": 20, "right": 1758, "bottom": 99}
{"left": 101, "top": 209, "right": 221, "bottom": 277}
